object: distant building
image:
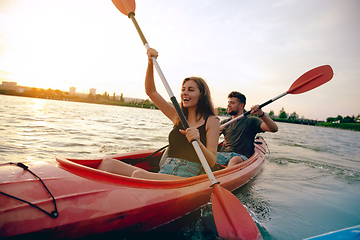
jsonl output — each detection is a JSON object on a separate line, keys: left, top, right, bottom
{"left": 89, "top": 88, "right": 96, "bottom": 96}
{"left": 0, "top": 81, "right": 30, "bottom": 93}
{"left": 1, "top": 81, "right": 18, "bottom": 91}
{"left": 69, "top": 86, "right": 76, "bottom": 95}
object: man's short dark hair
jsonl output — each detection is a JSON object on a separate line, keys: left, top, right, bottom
{"left": 228, "top": 91, "right": 246, "bottom": 106}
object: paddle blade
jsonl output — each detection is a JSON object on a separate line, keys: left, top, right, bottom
{"left": 212, "top": 184, "right": 262, "bottom": 240}
{"left": 287, "top": 65, "right": 333, "bottom": 94}
{"left": 112, "top": 0, "right": 136, "bottom": 16}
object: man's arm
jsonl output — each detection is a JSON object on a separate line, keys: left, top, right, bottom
{"left": 250, "top": 105, "right": 278, "bottom": 132}
{"left": 259, "top": 113, "right": 278, "bottom": 132}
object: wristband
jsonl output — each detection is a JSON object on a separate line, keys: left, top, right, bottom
{"left": 259, "top": 112, "right": 265, "bottom": 118}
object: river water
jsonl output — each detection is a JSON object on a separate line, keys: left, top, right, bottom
{"left": 1, "top": 95, "right": 359, "bottom": 239}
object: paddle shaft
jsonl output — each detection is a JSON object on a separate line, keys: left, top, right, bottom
{"left": 128, "top": 12, "right": 217, "bottom": 185}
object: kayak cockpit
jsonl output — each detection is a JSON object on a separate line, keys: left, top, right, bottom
{"left": 55, "top": 138, "right": 266, "bottom": 189}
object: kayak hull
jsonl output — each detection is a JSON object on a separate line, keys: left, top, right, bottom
{"left": 0, "top": 139, "right": 266, "bottom": 239}
{"left": 304, "top": 225, "right": 360, "bottom": 240}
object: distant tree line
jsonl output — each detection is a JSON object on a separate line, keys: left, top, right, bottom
{"left": 1, "top": 87, "right": 83, "bottom": 101}
{"left": 0, "top": 87, "right": 157, "bottom": 109}
{"left": 0, "top": 86, "right": 126, "bottom": 102}
{"left": 326, "top": 115, "right": 359, "bottom": 124}
{"left": 218, "top": 106, "right": 359, "bottom": 127}
{"left": 271, "top": 107, "right": 359, "bottom": 123}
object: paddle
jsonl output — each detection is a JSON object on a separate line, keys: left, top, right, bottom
{"left": 111, "top": 0, "right": 262, "bottom": 239}
{"left": 221, "top": 65, "right": 334, "bottom": 128}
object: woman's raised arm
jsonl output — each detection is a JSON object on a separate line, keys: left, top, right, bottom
{"left": 145, "top": 48, "right": 178, "bottom": 123}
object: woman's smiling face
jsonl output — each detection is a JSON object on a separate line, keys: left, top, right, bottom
{"left": 181, "top": 80, "right": 200, "bottom": 108}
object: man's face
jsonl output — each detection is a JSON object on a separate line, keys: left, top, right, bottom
{"left": 227, "top": 97, "right": 243, "bottom": 115}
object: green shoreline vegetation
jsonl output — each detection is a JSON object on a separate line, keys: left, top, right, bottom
{"left": 316, "top": 122, "right": 360, "bottom": 131}
{"left": 1, "top": 87, "right": 359, "bottom": 132}
{"left": 217, "top": 107, "right": 360, "bottom": 132}
{"left": 270, "top": 118, "right": 360, "bottom": 132}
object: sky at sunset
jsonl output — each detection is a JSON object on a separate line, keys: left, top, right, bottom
{"left": 0, "top": 0, "right": 359, "bottom": 121}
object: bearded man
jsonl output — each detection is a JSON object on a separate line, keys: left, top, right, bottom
{"left": 217, "top": 91, "right": 278, "bottom": 167}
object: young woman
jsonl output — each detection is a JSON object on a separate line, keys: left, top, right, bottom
{"left": 98, "top": 48, "right": 220, "bottom": 180}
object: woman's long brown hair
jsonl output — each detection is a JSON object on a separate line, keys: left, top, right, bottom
{"left": 176, "top": 77, "right": 215, "bottom": 127}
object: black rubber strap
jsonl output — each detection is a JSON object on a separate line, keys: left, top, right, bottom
{"left": 143, "top": 145, "right": 168, "bottom": 160}
{"left": 0, "top": 162, "right": 59, "bottom": 218}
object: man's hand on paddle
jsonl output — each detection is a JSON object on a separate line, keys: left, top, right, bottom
{"left": 250, "top": 105, "right": 264, "bottom": 117}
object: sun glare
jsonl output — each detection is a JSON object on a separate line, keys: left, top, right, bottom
{"left": 31, "top": 98, "right": 46, "bottom": 112}
{"left": 1, "top": 1, "right": 119, "bottom": 92}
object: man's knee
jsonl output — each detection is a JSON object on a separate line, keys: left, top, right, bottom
{"left": 233, "top": 156, "right": 244, "bottom": 163}
{"left": 228, "top": 156, "right": 244, "bottom": 166}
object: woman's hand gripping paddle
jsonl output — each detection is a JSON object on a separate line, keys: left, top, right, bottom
{"left": 111, "top": 0, "right": 262, "bottom": 239}
{"left": 221, "top": 65, "right": 334, "bottom": 128}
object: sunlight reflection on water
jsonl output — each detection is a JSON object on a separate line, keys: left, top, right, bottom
{"left": 0, "top": 95, "right": 171, "bottom": 161}
{"left": 1, "top": 95, "right": 360, "bottom": 240}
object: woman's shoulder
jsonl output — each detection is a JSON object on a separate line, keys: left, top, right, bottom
{"left": 207, "top": 115, "right": 220, "bottom": 121}
{"left": 205, "top": 115, "right": 220, "bottom": 128}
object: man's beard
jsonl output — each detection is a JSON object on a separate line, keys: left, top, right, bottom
{"left": 228, "top": 110, "right": 238, "bottom": 116}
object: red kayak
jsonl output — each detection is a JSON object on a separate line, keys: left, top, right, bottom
{"left": 0, "top": 138, "right": 266, "bottom": 239}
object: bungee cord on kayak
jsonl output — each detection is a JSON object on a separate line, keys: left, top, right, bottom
{"left": 0, "top": 162, "right": 58, "bottom": 219}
